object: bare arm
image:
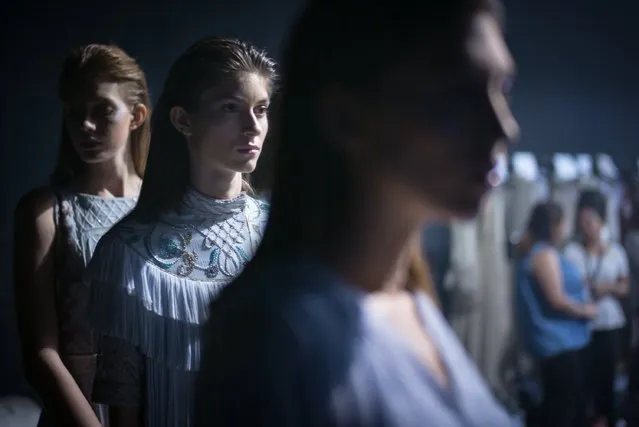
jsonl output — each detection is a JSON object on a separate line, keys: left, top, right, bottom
{"left": 612, "top": 277, "right": 629, "bottom": 297}
{"left": 593, "top": 278, "right": 629, "bottom": 299}
{"left": 532, "top": 248, "right": 597, "bottom": 319}
{"left": 610, "top": 245, "right": 630, "bottom": 297}
{"left": 13, "top": 188, "right": 101, "bottom": 427}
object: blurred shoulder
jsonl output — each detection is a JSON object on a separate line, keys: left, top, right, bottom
{"left": 209, "top": 256, "right": 361, "bottom": 348}
{"left": 196, "top": 257, "right": 359, "bottom": 427}
{"left": 531, "top": 244, "right": 561, "bottom": 270}
{"left": 608, "top": 241, "right": 626, "bottom": 255}
{"left": 607, "top": 242, "right": 628, "bottom": 267}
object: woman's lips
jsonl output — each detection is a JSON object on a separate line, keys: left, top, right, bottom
{"left": 236, "top": 144, "right": 260, "bottom": 156}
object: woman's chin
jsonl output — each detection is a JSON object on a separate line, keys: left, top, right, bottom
{"left": 232, "top": 159, "right": 259, "bottom": 174}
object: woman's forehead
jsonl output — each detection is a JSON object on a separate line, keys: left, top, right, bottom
{"left": 64, "top": 81, "right": 123, "bottom": 104}
{"left": 580, "top": 207, "right": 602, "bottom": 217}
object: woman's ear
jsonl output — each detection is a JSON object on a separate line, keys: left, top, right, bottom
{"left": 169, "top": 106, "right": 193, "bottom": 137}
{"left": 130, "top": 104, "right": 149, "bottom": 130}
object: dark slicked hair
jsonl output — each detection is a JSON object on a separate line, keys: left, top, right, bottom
{"left": 130, "top": 37, "right": 277, "bottom": 223}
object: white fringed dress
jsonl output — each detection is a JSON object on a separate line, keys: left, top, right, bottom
{"left": 86, "top": 188, "right": 268, "bottom": 427}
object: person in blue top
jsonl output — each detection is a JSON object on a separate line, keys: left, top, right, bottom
{"left": 516, "top": 201, "right": 598, "bottom": 427}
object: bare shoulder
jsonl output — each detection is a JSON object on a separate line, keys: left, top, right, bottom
{"left": 531, "top": 246, "right": 558, "bottom": 269}
{"left": 14, "top": 187, "right": 57, "bottom": 239}
{"left": 15, "top": 187, "right": 56, "bottom": 218}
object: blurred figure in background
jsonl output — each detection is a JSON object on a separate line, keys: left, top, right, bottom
{"left": 195, "top": 0, "right": 520, "bottom": 425}
{"left": 622, "top": 200, "right": 639, "bottom": 426}
{"left": 565, "top": 189, "right": 630, "bottom": 427}
{"left": 13, "top": 44, "right": 151, "bottom": 427}
{"left": 515, "top": 201, "right": 595, "bottom": 427}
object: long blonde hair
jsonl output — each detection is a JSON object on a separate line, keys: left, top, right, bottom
{"left": 51, "top": 44, "right": 151, "bottom": 186}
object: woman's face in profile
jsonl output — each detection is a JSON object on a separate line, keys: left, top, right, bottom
{"left": 360, "top": 12, "right": 519, "bottom": 220}
{"left": 177, "top": 72, "right": 271, "bottom": 175}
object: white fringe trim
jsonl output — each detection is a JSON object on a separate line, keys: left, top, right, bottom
{"left": 87, "top": 233, "right": 227, "bottom": 371}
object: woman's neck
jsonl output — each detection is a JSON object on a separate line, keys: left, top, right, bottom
{"left": 78, "top": 152, "right": 140, "bottom": 197}
{"left": 583, "top": 237, "right": 604, "bottom": 252}
{"left": 190, "top": 164, "right": 243, "bottom": 200}
{"left": 329, "top": 184, "right": 426, "bottom": 294}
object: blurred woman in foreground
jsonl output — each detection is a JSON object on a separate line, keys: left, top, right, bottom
{"left": 195, "top": 0, "right": 519, "bottom": 425}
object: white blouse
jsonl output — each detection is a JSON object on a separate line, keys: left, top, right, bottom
{"left": 564, "top": 242, "right": 630, "bottom": 330}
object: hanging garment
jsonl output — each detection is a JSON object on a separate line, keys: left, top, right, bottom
{"left": 551, "top": 181, "right": 581, "bottom": 242}
{"left": 505, "top": 176, "right": 549, "bottom": 243}
{"left": 476, "top": 187, "right": 515, "bottom": 398}
{"left": 605, "top": 181, "right": 624, "bottom": 243}
{"left": 446, "top": 218, "right": 484, "bottom": 363}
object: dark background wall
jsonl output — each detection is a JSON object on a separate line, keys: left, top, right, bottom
{"left": 1, "top": 0, "right": 638, "bottom": 397}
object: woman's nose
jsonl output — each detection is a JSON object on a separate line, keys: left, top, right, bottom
{"left": 81, "top": 118, "right": 97, "bottom": 133}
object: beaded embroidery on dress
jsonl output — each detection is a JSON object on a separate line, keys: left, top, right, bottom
{"left": 121, "top": 188, "right": 264, "bottom": 282}
{"left": 86, "top": 187, "right": 268, "bottom": 427}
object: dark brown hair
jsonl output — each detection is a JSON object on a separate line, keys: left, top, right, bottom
{"left": 254, "top": 0, "right": 502, "bottom": 295}
{"left": 526, "top": 201, "right": 564, "bottom": 243}
{"left": 576, "top": 189, "right": 607, "bottom": 222}
{"left": 130, "top": 37, "right": 277, "bottom": 223}
{"left": 51, "top": 44, "right": 151, "bottom": 186}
